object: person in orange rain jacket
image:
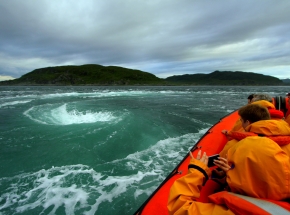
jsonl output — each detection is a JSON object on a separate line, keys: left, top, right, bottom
{"left": 220, "top": 103, "right": 290, "bottom": 158}
{"left": 167, "top": 139, "right": 290, "bottom": 215}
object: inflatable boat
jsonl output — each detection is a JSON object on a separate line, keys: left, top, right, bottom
{"left": 134, "top": 96, "right": 290, "bottom": 215}
{"left": 134, "top": 110, "right": 239, "bottom": 215}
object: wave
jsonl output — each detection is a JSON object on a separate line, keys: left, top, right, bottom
{"left": 100, "top": 129, "right": 208, "bottom": 198}
{"left": 0, "top": 165, "right": 166, "bottom": 214}
{"left": 0, "top": 100, "right": 33, "bottom": 108}
{"left": 0, "top": 165, "right": 109, "bottom": 214}
{"left": 23, "top": 104, "right": 120, "bottom": 125}
{"left": 1, "top": 89, "right": 191, "bottom": 101}
{"left": 0, "top": 130, "right": 207, "bottom": 214}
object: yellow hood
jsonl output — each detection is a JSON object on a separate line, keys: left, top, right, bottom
{"left": 246, "top": 119, "right": 290, "bottom": 135}
{"left": 251, "top": 100, "right": 275, "bottom": 109}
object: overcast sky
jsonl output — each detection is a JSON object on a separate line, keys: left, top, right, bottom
{"left": 1, "top": 0, "right": 290, "bottom": 81}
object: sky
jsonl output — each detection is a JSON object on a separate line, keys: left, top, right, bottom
{"left": 0, "top": 0, "right": 290, "bottom": 81}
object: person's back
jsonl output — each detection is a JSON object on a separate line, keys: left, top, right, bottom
{"left": 226, "top": 136, "right": 290, "bottom": 200}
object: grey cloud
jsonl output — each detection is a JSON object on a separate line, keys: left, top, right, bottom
{"left": 0, "top": 0, "right": 290, "bottom": 79}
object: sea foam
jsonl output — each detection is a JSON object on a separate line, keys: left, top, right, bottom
{"left": 0, "top": 100, "right": 33, "bottom": 108}
{"left": 0, "top": 130, "right": 208, "bottom": 214}
{"left": 24, "top": 104, "right": 118, "bottom": 125}
{"left": 102, "top": 130, "right": 208, "bottom": 198}
{"left": 0, "top": 165, "right": 159, "bottom": 215}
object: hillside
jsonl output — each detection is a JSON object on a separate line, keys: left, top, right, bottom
{"left": 0, "top": 64, "right": 165, "bottom": 86}
{"left": 0, "top": 66, "right": 285, "bottom": 86}
{"left": 281, "top": 78, "right": 290, "bottom": 84}
{"left": 165, "top": 70, "right": 283, "bottom": 85}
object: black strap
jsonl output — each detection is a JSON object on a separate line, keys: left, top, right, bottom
{"left": 188, "top": 164, "right": 208, "bottom": 185}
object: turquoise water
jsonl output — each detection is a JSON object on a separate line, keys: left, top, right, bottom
{"left": 0, "top": 86, "right": 288, "bottom": 214}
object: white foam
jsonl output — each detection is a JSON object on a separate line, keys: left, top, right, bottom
{"left": 0, "top": 129, "right": 209, "bottom": 214}
{"left": 50, "top": 104, "right": 116, "bottom": 125}
{"left": 0, "top": 165, "right": 161, "bottom": 214}
{"left": 24, "top": 104, "right": 119, "bottom": 125}
{"left": 0, "top": 90, "right": 193, "bottom": 111}
{"left": 0, "top": 100, "right": 33, "bottom": 108}
{"left": 33, "top": 90, "right": 154, "bottom": 100}
{"left": 0, "top": 165, "right": 94, "bottom": 214}
{"left": 39, "top": 89, "right": 191, "bottom": 99}
{"left": 100, "top": 129, "right": 209, "bottom": 197}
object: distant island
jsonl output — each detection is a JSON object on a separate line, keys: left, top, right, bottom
{"left": 0, "top": 64, "right": 287, "bottom": 86}
{"left": 165, "top": 70, "right": 284, "bottom": 85}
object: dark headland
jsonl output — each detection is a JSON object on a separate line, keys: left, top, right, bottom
{"left": 0, "top": 64, "right": 287, "bottom": 86}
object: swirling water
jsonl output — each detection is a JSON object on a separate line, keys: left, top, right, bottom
{"left": 0, "top": 86, "right": 288, "bottom": 215}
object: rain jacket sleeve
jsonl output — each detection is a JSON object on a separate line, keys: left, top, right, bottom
{"left": 167, "top": 159, "right": 234, "bottom": 215}
{"left": 227, "top": 119, "right": 244, "bottom": 135}
{"left": 219, "top": 139, "right": 238, "bottom": 158}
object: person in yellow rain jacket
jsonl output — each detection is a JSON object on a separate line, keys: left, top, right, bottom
{"left": 220, "top": 103, "right": 271, "bottom": 158}
{"left": 167, "top": 138, "right": 290, "bottom": 215}
{"left": 220, "top": 103, "right": 290, "bottom": 158}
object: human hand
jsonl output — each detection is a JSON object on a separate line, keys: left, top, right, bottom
{"left": 221, "top": 130, "right": 232, "bottom": 140}
{"left": 189, "top": 150, "right": 208, "bottom": 166}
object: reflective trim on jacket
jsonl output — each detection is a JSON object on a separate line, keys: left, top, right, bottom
{"left": 209, "top": 191, "right": 290, "bottom": 215}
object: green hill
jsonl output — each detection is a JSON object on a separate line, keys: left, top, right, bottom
{"left": 1, "top": 64, "right": 165, "bottom": 86}
{"left": 165, "top": 70, "right": 283, "bottom": 85}
{"left": 0, "top": 66, "right": 285, "bottom": 86}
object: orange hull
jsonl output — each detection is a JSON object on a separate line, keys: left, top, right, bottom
{"left": 134, "top": 110, "right": 240, "bottom": 215}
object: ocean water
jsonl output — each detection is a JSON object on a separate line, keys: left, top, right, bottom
{"left": 0, "top": 86, "right": 288, "bottom": 215}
